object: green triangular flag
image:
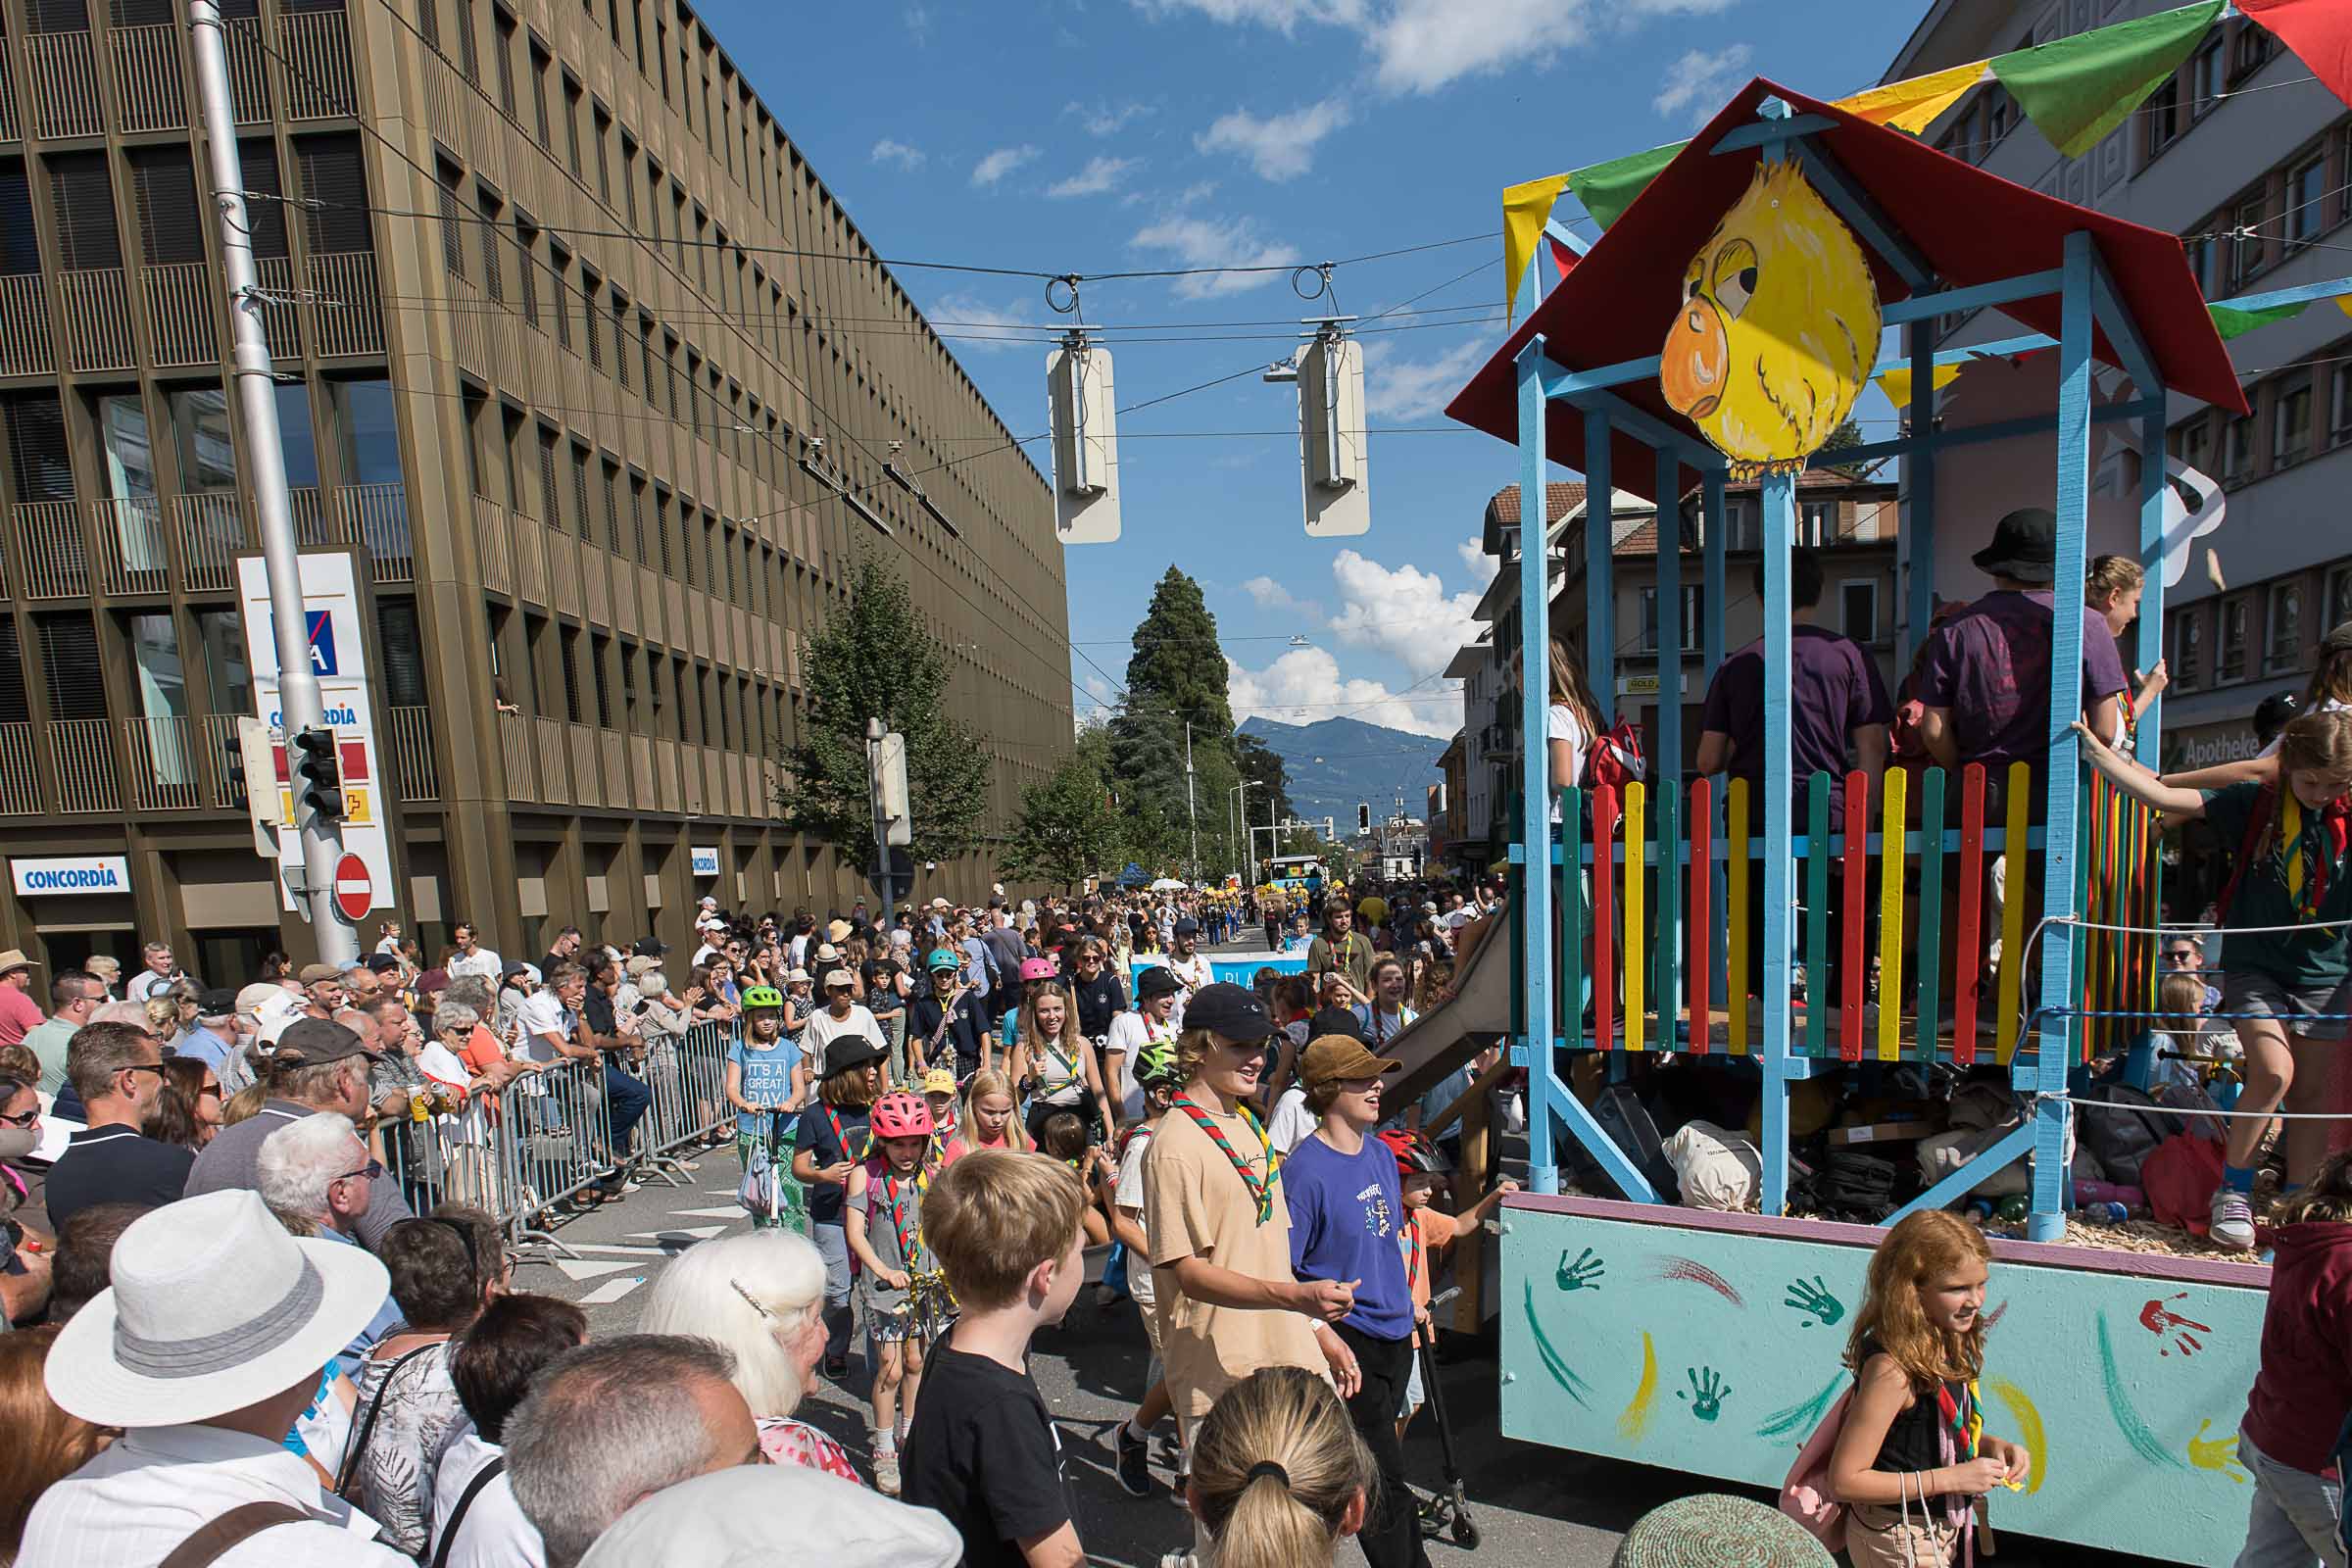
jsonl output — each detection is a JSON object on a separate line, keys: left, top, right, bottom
{"left": 2208, "top": 300, "right": 2307, "bottom": 340}
{"left": 1566, "top": 140, "right": 1690, "bottom": 231}
{"left": 1989, "top": 0, "right": 2224, "bottom": 160}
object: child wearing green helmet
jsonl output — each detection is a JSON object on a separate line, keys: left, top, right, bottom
{"left": 726, "top": 983, "right": 807, "bottom": 1232}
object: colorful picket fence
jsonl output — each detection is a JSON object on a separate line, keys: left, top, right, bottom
{"left": 1531, "top": 761, "right": 2160, "bottom": 1062}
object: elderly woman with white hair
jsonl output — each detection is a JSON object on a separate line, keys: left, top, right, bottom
{"left": 635, "top": 1229, "right": 861, "bottom": 1481}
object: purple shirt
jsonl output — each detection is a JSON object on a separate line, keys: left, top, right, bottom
{"left": 1699, "top": 624, "right": 1892, "bottom": 790}
{"left": 1915, "top": 590, "right": 2128, "bottom": 771}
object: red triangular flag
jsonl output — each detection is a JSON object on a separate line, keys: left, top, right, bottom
{"left": 2240, "top": 0, "right": 2352, "bottom": 110}
{"left": 1547, "top": 233, "right": 1580, "bottom": 282}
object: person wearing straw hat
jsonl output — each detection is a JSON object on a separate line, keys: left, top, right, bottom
{"left": 0, "top": 948, "right": 42, "bottom": 1050}
{"left": 17, "top": 1188, "right": 413, "bottom": 1565}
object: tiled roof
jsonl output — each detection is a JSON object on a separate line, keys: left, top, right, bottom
{"left": 1485, "top": 481, "right": 1590, "bottom": 526}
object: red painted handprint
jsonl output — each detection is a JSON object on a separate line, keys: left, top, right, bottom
{"left": 2139, "top": 1294, "right": 2211, "bottom": 1358}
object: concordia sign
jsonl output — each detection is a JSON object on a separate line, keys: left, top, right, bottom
{"left": 13, "top": 855, "right": 131, "bottom": 896}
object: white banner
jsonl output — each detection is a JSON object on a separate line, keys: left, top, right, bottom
{"left": 12, "top": 855, "right": 131, "bottom": 897}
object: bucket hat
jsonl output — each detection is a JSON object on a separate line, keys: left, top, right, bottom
{"left": 1969, "top": 507, "right": 2057, "bottom": 584}
{"left": 45, "top": 1189, "right": 390, "bottom": 1428}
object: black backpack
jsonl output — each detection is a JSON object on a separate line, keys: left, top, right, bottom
{"left": 2075, "top": 1082, "right": 2184, "bottom": 1187}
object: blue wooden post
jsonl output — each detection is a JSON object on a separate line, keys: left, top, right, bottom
{"left": 2031, "top": 232, "right": 2095, "bottom": 1242}
{"left": 1702, "top": 470, "right": 1730, "bottom": 1008}
{"left": 1905, "top": 321, "right": 1937, "bottom": 664}
{"left": 1517, "top": 337, "right": 1559, "bottom": 1196}
{"left": 1760, "top": 468, "right": 1797, "bottom": 1215}
{"left": 1653, "top": 446, "right": 1684, "bottom": 1040}
{"left": 1585, "top": 411, "right": 1616, "bottom": 727}
{"left": 2133, "top": 432, "right": 2165, "bottom": 766}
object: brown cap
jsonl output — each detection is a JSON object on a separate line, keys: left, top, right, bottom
{"left": 297, "top": 961, "right": 345, "bottom": 985}
{"left": 1298, "top": 1034, "right": 1402, "bottom": 1088}
{"left": 270, "top": 1016, "right": 378, "bottom": 1065}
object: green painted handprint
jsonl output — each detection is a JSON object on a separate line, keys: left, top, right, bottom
{"left": 1679, "top": 1366, "right": 1730, "bottom": 1422}
{"left": 1556, "top": 1248, "right": 1606, "bottom": 1293}
{"left": 1785, "top": 1275, "right": 1843, "bottom": 1328}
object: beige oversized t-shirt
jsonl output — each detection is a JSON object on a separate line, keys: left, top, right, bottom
{"left": 1143, "top": 1102, "right": 1323, "bottom": 1421}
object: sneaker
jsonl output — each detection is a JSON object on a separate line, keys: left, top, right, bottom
{"left": 873, "top": 1448, "right": 901, "bottom": 1496}
{"left": 1116, "top": 1422, "right": 1154, "bottom": 1497}
{"left": 2210, "top": 1188, "right": 2257, "bottom": 1251}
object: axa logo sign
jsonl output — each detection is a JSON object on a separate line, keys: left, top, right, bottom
{"left": 13, "top": 855, "right": 130, "bottom": 896}
{"left": 269, "top": 611, "right": 339, "bottom": 676}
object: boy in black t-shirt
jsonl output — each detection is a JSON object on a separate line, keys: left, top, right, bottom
{"left": 902, "top": 1150, "right": 1091, "bottom": 1568}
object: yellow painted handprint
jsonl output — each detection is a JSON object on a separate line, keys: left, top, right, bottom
{"left": 2187, "top": 1419, "right": 2249, "bottom": 1484}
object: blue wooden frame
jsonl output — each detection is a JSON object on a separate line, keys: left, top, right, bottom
{"left": 1510, "top": 113, "right": 2180, "bottom": 1238}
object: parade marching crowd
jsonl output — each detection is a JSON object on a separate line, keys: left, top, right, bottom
{"left": 0, "top": 507, "right": 2350, "bottom": 1567}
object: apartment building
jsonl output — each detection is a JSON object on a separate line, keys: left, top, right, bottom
{"left": 1883, "top": 2, "right": 2344, "bottom": 771}
{"left": 0, "top": 0, "right": 1072, "bottom": 977}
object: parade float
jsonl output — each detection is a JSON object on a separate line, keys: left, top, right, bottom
{"left": 1390, "top": 4, "right": 2352, "bottom": 1558}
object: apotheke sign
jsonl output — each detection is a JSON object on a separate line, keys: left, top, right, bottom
{"left": 13, "top": 855, "right": 131, "bottom": 896}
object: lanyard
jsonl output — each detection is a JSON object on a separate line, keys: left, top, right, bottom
{"left": 1171, "top": 1095, "right": 1281, "bottom": 1224}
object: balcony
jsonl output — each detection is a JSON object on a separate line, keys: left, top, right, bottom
{"left": 254, "top": 257, "right": 303, "bottom": 361}
{"left": 533, "top": 715, "right": 568, "bottom": 805}
{"left": 14, "top": 501, "right": 88, "bottom": 600}
{"left": 567, "top": 722, "right": 600, "bottom": 808}
{"left": 122, "top": 715, "right": 201, "bottom": 811}
{"left": 223, "top": 17, "right": 270, "bottom": 122}
{"left": 0, "top": 273, "right": 47, "bottom": 376}
{"left": 0, "top": 39, "right": 19, "bottom": 141}
{"left": 198, "top": 713, "right": 245, "bottom": 810}
{"left": 0, "top": 725, "right": 38, "bottom": 815}
{"left": 24, "top": 29, "right": 100, "bottom": 139}
{"left": 109, "top": 23, "right": 187, "bottom": 133}
{"left": 51, "top": 718, "right": 120, "bottom": 814}
{"left": 56, "top": 269, "right": 134, "bottom": 373}
{"left": 93, "top": 496, "right": 170, "bottom": 596}
{"left": 341, "top": 482, "right": 412, "bottom": 583}
{"left": 308, "top": 250, "right": 383, "bottom": 359}
{"left": 277, "top": 5, "right": 355, "bottom": 121}
{"left": 474, "top": 495, "right": 513, "bottom": 596}
{"left": 143, "top": 261, "right": 218, "bottom": 368}
{"left": 498, "top": 709, "right": 536, "bottom": 802}
{"left": 174, "top": 491, "right": 252, "bottom": 594}
{"left": 386, "top": 706, "right": 438, "bottom": 802}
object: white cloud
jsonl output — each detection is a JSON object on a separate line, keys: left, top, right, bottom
{"left": 1324, "top": 549, "right": 1483, "bottom": 682}
{"left": 1653, "top": 42, "right": 1752, "bottom": 122}
{"left": 970, "top": 144, "right": 1041, "bottom": 187}
{"left": 1195, "top": 98, "right": 1351, "bottom": 181}
{"left": 1362, "top": 337, "right": 1488, "bottom": 421}
{"left": 1149, "top": 0, "right": 1737, "bottom": 96}
{"left": 905, "top": 4, "right": 933, "bottom": 44}
{"left": 1130, "top": 212, "right": 1299, "bottom": 298}
{"left": 1243, "top": 576, "right": 1322, "bottom": 617}
{"left": 1066, "top": 99, "right": 1155, "bottom": 136}
{"left": 929, "top": 291, "right": 1041, "bottom": 351}
{"left": 1228, "top": 647, "right": 1457, "bottom": 739}
{"left": 1047, "top": 155, "right": 1144, "bottom": 199}
{"left": 1456, "top": 535, "right": 1492, "bottom": 579}
{"left": 870, "top": 137, "right": 926, "bottom": 171}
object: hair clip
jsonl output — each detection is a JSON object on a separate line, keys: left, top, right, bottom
{"left": 728, "top": 1279, "right": 776, "bottom": 1320}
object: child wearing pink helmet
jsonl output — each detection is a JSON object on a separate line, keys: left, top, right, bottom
{"left": 846, "top": 1088, "right": 954, "bottom": 1494}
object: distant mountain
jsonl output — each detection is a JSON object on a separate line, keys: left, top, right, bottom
{"left": 1238, "top": 714, "right": 1446, "bottom": 833}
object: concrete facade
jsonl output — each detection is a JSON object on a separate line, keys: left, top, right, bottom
{"left": 0, "top": 0, "right": 1071, "bottom": 979}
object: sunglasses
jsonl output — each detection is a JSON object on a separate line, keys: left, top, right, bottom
{"left": 0, "top": 1105, "right": 38, "bottom": 1127}
{"left": 333, "top": 1158, "right": 384, "bottom": 1185}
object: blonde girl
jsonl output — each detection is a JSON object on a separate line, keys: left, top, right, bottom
{"left": 1010, "top": 980, "right": 1114, "bottom": 1150}
{"left": 1186, "top": 1366, "right": 1375, "bottom": 1568}
{"left": 1829, "top": 1211, "right": 2031, "bottom": 1567}
{"left": 944, "top": 1067, "right": 1027, "bottom": 1160}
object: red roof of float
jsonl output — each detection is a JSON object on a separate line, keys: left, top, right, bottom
{"left": 1445, "top": 77, "right": 2248, "bottom": 504}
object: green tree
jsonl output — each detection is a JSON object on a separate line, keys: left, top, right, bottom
{"left": 1107, "top": 567, "right": 1243, "bottom": 877}
{"left": 1819, "top": 416, "right": 1871, "bottom": 477}
{"left": 1233, "top": 729, "right": 1295, "bottom": 833}
{"left": 778, "top": 551, "right": 988, "bottom": 864}
{"left": 1000, "top": 747, "right": 1121, "bottom": 890}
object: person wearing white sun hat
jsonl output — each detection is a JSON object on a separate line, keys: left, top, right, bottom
{"left": 19, "top": 1187, "right": 412, "bottom": 1566}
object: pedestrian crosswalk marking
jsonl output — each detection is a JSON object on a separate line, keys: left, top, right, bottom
{"left": 669, "top": 1204, "right": 750, "bottom": 1218}
{"left": 564, "top": 1242, "right": 671, "bottom": 1256}
{"left": 577, "top": 1277, "right": 645, "bottom": 1305}
{"left": 555, "top": 1256, "right": 644, "bottom": 1282}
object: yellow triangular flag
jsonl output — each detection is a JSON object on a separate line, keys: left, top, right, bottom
{"left": 1836, "top": 60, "right": 1990, "bottom": 135}
{"left": 2337, "top": 293, "right": 2352, "bottom": 318}
{"left": 1503, "top": 172, "right": 1572, "bottom": 324}
{"left": 1875, "top": 362, "right": 1964, "bottom": 407}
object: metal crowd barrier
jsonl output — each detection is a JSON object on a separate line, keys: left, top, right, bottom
{"left": 373, "top": 1019, "right": 744, "bottom": 1261}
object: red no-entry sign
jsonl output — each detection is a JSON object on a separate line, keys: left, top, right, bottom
{"left": 333, "top": 853, "right": 371, "bottom": 922}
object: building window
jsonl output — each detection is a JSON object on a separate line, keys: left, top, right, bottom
{"left": 476, "top": 193, "right": 503, "bottom": 302}
{"left": 1841, "top": 579, "right": 1881, "bottom": 645}
{"left": 2144, "top": 74, "right": 2181, "bottom": 159}
{"left": 2189, "top": 38, "right": 2224, "bottom": 117}
{"left": 330, "top": 378, "right": 403, "bottom": 484}
{"left": 1799, "top": 501, "right": 1835, "bottom": 546}
{"left": 1638, "top": 585, "right": 1702, "bottom": 655}
{"left": 36, "top": 613, "right": 106, "bottom": 721}
{"left": 2287, "top": 156, "right": 2327, "bottom": 247}
{"left": 2268, "top": 579, "right": 2305, "bottom": 673}
{"left": 2219, "top": 595, "right": 2249, "bottom": 681}
{"left": 514, "top": 220, "right": 538, "bottom": 327}
{"left": 48, "top": 152, "right": 122, "bottom": 270}
{"left": 195, "top": 609, "right": 252, "bottom": 715}
{"left": 2180, "top": 416, "right": 2213, "bottom": 476}
{"left": 2231, "top": 194, "right": 2268, "bottom": 285}
{"left": 492, "top": 5, "right": 516, "bottom": 116}
{"left": 528, "top": 40, "right": 552, "bottom": 150}
{"left": 2171, "top": 608, "right": 2202, "bottom": 691}
{"left": 563, "top": 74, "right": 584, "bottom": 177}
{"left": 2276, "top": 373, "right": 2314, "bottom": 467}
{"left": 169, "top": 387, "right": 238, "bottom": 490}
{"left": 2181, "top": 232, "right": 2212, "bottom": 295}
{"left": 435, "top": 159, "right": 465, "bottom": 279}
{"left": 294, "top": 134, "right": 370, "bottom": 254}
{"left": 2230, "top": 19, "right": 2276, "bottom": 79}
{"left": 2223, "top": 414, "right": 2255, "bottom": 482}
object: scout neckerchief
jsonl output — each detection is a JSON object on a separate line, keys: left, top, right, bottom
{"left": 1399, "top": 1211, "right": 1423, "bottom": 1294}
{"left": 1034, "top": 1028, "right": 1083, "bottom": 1100}
{"left": 875, "top": 1160, "right": 930, "bottom": 1267}
{"left": 824, "top": 1103, "right": 873, "bottom": 1162}
{"left": 1171, "top": 1093, "right": 1281, "bottom": 1223}
{"left": 2219, "top": 785, "right": 2351, "bottom": 924}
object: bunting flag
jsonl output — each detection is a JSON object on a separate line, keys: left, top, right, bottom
{"left": 1502, "top": 172, "right": 1572, "bottom": 322}
{"left": 1873, "top": 361, "right": 1964, "bottom": 407}
{"left": 2208, "top": 291, "right": 2352, "bottom": 339}
{"left": 1566, "top": 141, "right": 1689, "bottom": 231}
{"left": 1987, "top": 0, "right": 2227, "bottom": 158}
{"left": 1547, "top": 233, "right": 1581, "bottom": 282}
{"left": 2239, "top": 0, "right": 2352, "bottom": 111}
{"left": 1835, "top": 60, "right": 1989, "bottom": 134}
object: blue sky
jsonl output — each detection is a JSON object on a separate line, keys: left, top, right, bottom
{"left": 702, "top": 0, "right": 1925, "bottom": 741}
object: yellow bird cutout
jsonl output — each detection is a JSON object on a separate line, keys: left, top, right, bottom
{"left": 1660, "top": 160, "right": 1882, "bottom": 478}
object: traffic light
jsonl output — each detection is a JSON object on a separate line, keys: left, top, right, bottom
{"left": 291, "top": 726, "right": 343, "bottom": 821}
{"left": 1357, "top": 802, "right": 1371, "bottom": 834}
{"left": 220, "top": 736, "right": 247, "bottom": 809}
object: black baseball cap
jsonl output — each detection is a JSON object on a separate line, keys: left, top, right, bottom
{"left": 634, "top": 938, "right": 671, "bottom": 957}
{"left": 364, "top": 954, "right": 400, "bottom": 975}
{"left": 196, "top": 987, "right": 241, "bottom": 1016}
{"left": 1183, "top": 982, "right": 1272, "bottom": 1043}
{"left": 1173, "top": 917, "right": 1200, "bottom": 937}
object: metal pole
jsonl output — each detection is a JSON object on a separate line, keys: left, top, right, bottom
{"left": 191, "top": 0, "right": 356, "bottom": 964}
{"left": 1183, "top": 719, "right": 1199, "bottom": 885}
{"left": 865, "top": 716, "right": 890, "bottom": 909}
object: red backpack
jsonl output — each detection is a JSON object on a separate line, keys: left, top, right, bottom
{"left": 1583, "top": 715, "right": 1647, "bottom": 792}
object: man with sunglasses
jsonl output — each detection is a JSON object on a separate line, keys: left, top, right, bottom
{"left": 43, "top": 1020, "right": 194, "bottom": 1231}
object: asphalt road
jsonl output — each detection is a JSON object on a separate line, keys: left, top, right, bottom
{"left": 522, "top": 1140, "right": 2179, "bottom": 1568}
